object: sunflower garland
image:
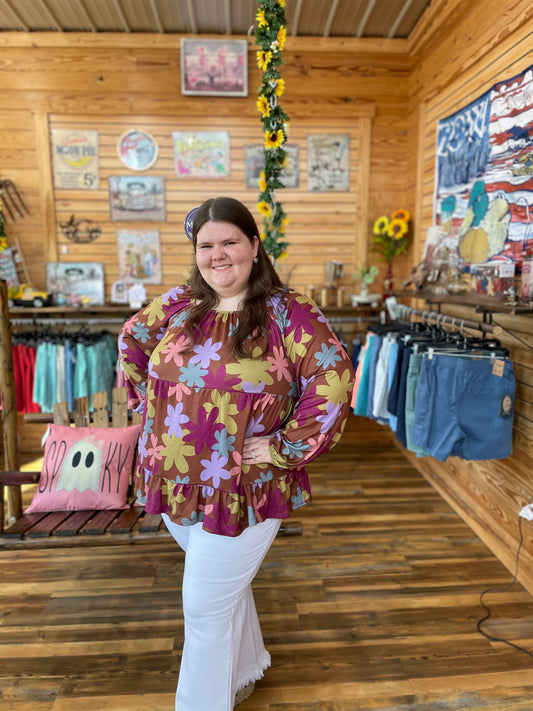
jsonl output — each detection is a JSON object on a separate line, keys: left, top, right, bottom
{"left": 255, "top": 0, "right": 290, "bottom": 262}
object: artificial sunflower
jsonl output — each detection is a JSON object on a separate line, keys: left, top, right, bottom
{"left": 257, "top": 50, "right": 272, "bottom": 71}
{"left": 256, "top": 95, "right": 270, "bottom": 117}
{"left": 265, "top": 130, "right": 284, "bottom": 150}
{"left": 372, "top": 210, "right": 411, "bottom": 263}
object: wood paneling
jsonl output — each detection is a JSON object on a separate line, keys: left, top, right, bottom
{"left": 407, "top": 2, "right": 533, "bottom": 594}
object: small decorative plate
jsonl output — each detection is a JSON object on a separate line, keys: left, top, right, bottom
{"left": 117, "top": 129, "right": 158, "bottom": 171}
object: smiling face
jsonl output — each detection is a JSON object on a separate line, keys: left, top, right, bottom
{"left": 195, "top": 220, "right": 259, "bottom": 303}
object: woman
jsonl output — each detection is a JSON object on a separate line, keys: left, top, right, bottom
{"left": 119, "top": 197, "right": 355, "bottom": 710}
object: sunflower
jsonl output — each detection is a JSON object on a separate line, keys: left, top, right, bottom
{"left": 388, "top": 218, "right": 408, "bottom": 239}
{"left": 0, "top": 236, "right": 7, "bottom": 251}
{"left": 277, "top": 26, "right": 287, "bottom": 51}
{"left": 373, "top": 216, "right": 390, "bottom": 235}
{"left": 264, "top": 129, "right": 284, "bottom": 150}
{"left": 255, "top": 9, "right": 268, "bottom": 27}
{"left": 256, "top": 95, "right": 270, "bottom": 117}
{"left": 391, "top": 209, "right": 411, "bottom": 222}
{"left": 275, "top": 78, "right": 285, "bottom": 97}
{"left": 258, "top": 171, "right": 267, "bottom": 191}
{"left": 256, "top": 50, "right": 272, "bottom": 71}
{"left": 257, "top": 201, "right": 272, "bottom": 217}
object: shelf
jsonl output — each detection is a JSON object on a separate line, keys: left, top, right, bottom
{"left": 392, "top": 290, "right": 533, "bottom": 316}
{"left": 8, "top": 304, "right": 139, "bottom": 318}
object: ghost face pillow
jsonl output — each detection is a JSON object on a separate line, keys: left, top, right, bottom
{"left": 26, "top": 424, "right": 141, "bottom": 512}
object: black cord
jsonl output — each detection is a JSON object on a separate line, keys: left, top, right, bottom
{"left": 476, "top": 515, "right": 533, "bottom": 659}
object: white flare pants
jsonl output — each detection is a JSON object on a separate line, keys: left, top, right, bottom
{"left": 162, "top": 514, "right": 282, "bottom": 711}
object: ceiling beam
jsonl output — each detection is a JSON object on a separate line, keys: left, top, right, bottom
{"left": 185, "top": 0, "right": 197, "bottom": 34}
{"left": 76, "top": 0, "right": 97, "bottom": 32}
{"left": 356, "top": 0, "right": 378, "bottom": 37}
{"left": 387, "top": 0, "right": 414, "bottom": 38}
{"left": 39, "top": 0, "right": 62, "bottom": 31}
{"left": 291, "top": 0, "right": 304, "bottom": 36}
{"left": 223, "top": 0, "right": 231, "bottom": 34}
{"left": 111, "top": 0, "right": 130, "bottom": 32}
{"left": 323, "top": 0, "right": 340, "bottom": 37}
{"left": 148, "top": 0, "right": 164, "bottom": 33}
{"left": 1, "top": 0, "right": 30, "bottom": 30}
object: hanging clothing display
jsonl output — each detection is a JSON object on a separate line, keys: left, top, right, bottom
{"left": 352, "top": 319, "right": 515, "bottom": 462}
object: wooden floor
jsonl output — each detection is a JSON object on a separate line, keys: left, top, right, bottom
{"left": 1, "top": 415, "right": 533, "bottom": 710}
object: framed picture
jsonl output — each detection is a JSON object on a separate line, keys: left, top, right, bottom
{"left": 46, "top": 262, "right": 105, "bottom": 306}
{"left": 307, "top": 134, "right": 350, "bottom": 192}
{"left": 116, "top": 229, "right": 162, "bottom": 284}
{"left": 180, "top": 38, "right": 248, "bottom": 97}
{"left": 173, "top": 131, "right": 230, "bottom": 178}
{"left": 244, "top": 144, "right": 300, "bottom": 189}
{"left": 117, "top": 129, "right": 158, "bottom": 171}
{"left": 108, "top": 175, "right": 166, "bottom": 221}
{"left": 51, "top": 128, "right": 99, "bottom": 190}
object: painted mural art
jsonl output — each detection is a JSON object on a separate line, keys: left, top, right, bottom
{"left": 435, "top": 64, "right": 533, "bottom": 265}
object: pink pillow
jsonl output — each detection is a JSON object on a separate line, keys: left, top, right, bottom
{"left": 26, "top": 424, "right": 141, "bottom": 513}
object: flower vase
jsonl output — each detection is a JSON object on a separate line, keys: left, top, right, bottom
{"left": 383, "top": 261, "right": 394, "bottom": 297}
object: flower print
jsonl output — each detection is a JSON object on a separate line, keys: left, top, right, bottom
{"left": 146, "top": 433, "right": 164, "bottom": 467}
{"left": 281, "top": 438, "right": 311, "bottom": 459}
{"left": 164, "top": 402, "right": 189, "bottom": 438}
{"left": 137, "top": 429, "right": 149, "bottom": 460}
{"left": 254, "top": 469, "right": 274, "bottom": 486}
{"left": 160, "top": 433, "right": 195, "bottom": 472}
{"left": 242, "top": 381, "right": 266, "bottom": 394}
{"left": 179, "top": 362, "right": 208, "bottom": 387}
{"left": 316, "top": 368, "right": 353, "bottom": 405}
{"left": 161, "top": 336, "right": 189, "bottom": 366}
{"left": 284, "top": 328, "right": 312, "bottom": 360}
{"left": 167, "top": 381, "right": 192, "bottom": 402}
{"left": 316, "top": 401, "right": 343, "bottom": 434}
{"left": 182, "top": 511, "right": 204, "bottom": 526}
{"left": 200, "top": 452, "right": 232, "bottom": 488}
{"left": 204, "top": 502, "right": 240, "bottom": 536}
{"left": 210, "top": 365, "right": 241, "bottom": 391}
{"left": 291, "top": 486, "right": 306, "bottom": 509}
{"left": 226, "top": 358, "right": 274, "bottom": 387}
{"left": 190, "top": 338, "right": 222, "bottom": 368}
{"left": 170, "top": 308, "right": 190, "bottom": 328}
{"left": 245, "top": 413, "right": 265, "bottom": 437}
{"left": 267, "top": 345, "right": 291, "bottom": 381}
{"left": 183, "top": 406, "right": 220, "bottom": 455}
{"left": 162, "top": 285, "right": 186, "bottom": 302}
{"left": 143, "top": 298, "right": 167, "bottom": 327}
{"left": 202, "top": 484, "right": 215, "bottom": 497}
{"left": 213, "top": 428, "right": 236, "bottom": 458}
{"left": 314, "top": 343, "right": 342, "bottom": 369}
{"left": 205, "top": 391, "right": 239, "bottom": 435}
{"left": 148, "top": 360, "right": 160, "bottom": 379}
{"left": 131, "top": 321, "right": 151, "bottom": 343}
{"left": 248, "top": 506, "right": 257, "bottom": 526}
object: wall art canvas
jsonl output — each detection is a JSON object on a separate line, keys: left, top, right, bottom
{"left": 0, "top": 248, "right": 19, "bottom": 287}
{"left": 46, "top": 262, "right": 104, "bottom": 306}
{"left": 117, "top": 129, "right": 158, "bottom": 171}
{"left": 116, "top": 229, "right": 161, "bottom": 284}
{"left": 173, "top": 131, "right": 230, "bottom": 178}
{"left": 108, "top": 176, "right": 166, "bottom": 221}
{"left": 434, "top": 63, "right": 533, "bottom": 265}
{"left": 244, "top": 144, "right": 300, "bottom": 189}
{"left": 181, "top": 38, "right": 247, "bottom": 97}
{"left": 51, "top": 129, "right": 99, "bottom": 190}
{"left": 307, "top": 134, "right": 350, "bottom": 191}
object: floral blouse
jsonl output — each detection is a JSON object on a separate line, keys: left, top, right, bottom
{"left": 118, "top": 286, "right": 355, "bottom": 536}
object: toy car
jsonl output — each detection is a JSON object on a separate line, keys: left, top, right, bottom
{"left": 8, "top": 283, "right": 51, "bottom": 308}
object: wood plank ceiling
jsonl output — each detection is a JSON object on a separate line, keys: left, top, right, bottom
{"left": 0, "top": 0, "right": 433, "bottom": 39}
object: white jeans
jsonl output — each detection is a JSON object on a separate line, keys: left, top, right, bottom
{"left": 162, "top": 514, "right": 282, "bottom": 711}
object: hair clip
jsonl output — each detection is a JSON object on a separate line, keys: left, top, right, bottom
{"left": 184, "top": 206, "right": 199, "bottom": 241}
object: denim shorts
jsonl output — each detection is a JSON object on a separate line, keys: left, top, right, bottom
{"left": 411, "top": 353, "right": 515, "bottom": 462}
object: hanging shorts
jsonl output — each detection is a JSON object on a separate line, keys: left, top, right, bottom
{"left": 411, "top": 353, "right": 515, "bottom": 462}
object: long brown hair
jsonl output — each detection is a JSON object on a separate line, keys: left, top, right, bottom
{"left": 185, "top": 197, "right": 284, "bottom": 358}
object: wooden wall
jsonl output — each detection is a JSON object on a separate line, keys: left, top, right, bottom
{"left": 406, "top": 0, "right": 533, "bottom": 594}
{"left": 0, "top": 33, "right": 411, "bottom": 302}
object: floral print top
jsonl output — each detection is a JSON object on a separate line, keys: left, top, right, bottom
{"left": 118, "top": 286, "right": 355, "bottom": 536}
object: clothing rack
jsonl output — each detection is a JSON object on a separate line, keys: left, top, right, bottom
{"left": 395, "top": 304, "right": 502, "bottom": 336}
{"left": 327, "top": 314, "right": 385, "bottom": 325}
{"left": 10, "top": 317, "right": 126, "bottom": 327}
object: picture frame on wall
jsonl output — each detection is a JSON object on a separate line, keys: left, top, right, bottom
{"left": 180, "top": 38, "right": 248, "bottom": 97}
{"left": 173, "top": 131, "right": 230, "bottom": 178}
{"left": 46, "top": 262, "right": 105, "bottom": 306}
{"left": 108, "top": 175, "right": 166, "bottom": 221}
{"left": 244, "top": 144, "right": 300, "bottom": 189}
{"left": 117, "top": 129, "right": 159, "bottom": 171}
{"left": 51, "top": 128, "right": 99, "bottom": 190}
{"left": 307, "top": 134, "right": 350, "bottom": 192}
{"left": 116, "top": 229, "right": 162, "bottom": 284}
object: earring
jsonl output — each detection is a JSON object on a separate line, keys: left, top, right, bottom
{"left": 253, "top": 256, "right": 259, "bottom": 264}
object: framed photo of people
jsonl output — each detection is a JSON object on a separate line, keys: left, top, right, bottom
{"left": 181, "top": 38, "right": 248, "bottom": 97}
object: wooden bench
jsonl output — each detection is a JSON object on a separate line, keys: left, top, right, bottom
{"left": 0, "top": 387, "right": 302, "bottom": 548}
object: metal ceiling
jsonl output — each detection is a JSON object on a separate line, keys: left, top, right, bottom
{"left": 0, "top": 0, "right": 433, "bottom": 39}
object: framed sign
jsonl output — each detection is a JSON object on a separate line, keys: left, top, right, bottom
{"left": 51, "top": 128, "right": 99, "bottom": 190}
{"left": 244, "top": 144, "right": 300, "bottom": 189}
{"left": 108, "top": 176, "right": 166, "bottom": 221}
{"left": 46, "top": 262, "right": 105, "bottom": 306}
{"left": 307, "top": 134, "right": 350, "bottom": 192}
{"left": 173, "top": 131, "right": 230, "bottom": 178}
{"left": 181, "top": 38, "right": 248, "bottom": 97}
{"left": 117, "top": 130, "right": 158, "bottom": 171}
{"left": 116, "top": 229, "right": 162, "bottom": 284}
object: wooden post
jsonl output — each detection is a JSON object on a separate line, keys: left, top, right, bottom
{"left": 0, "top": 279, "right": 22, "bottom": 525}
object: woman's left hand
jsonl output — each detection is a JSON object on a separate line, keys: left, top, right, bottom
{"left": 242, "top": 436, "right": 273, "bottom": 465}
